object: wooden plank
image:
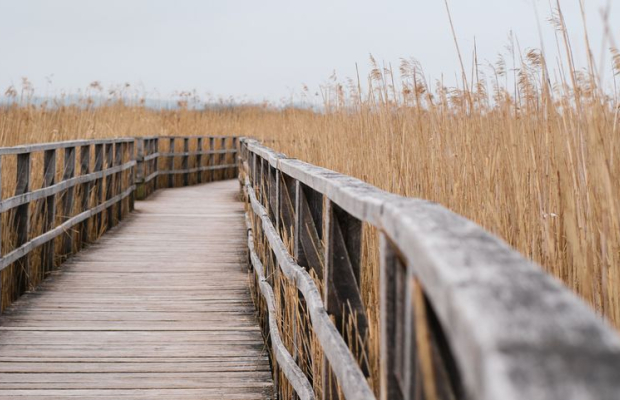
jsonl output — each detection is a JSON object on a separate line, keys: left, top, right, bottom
{"left": 0, "top": 180, "right": 273, "bottom": 399}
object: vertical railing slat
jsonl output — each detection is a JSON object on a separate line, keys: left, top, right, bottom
{"left": 115, "top": 142, "right": 123, "bottom": 223}
{"left": 168, "top": 137, "right": 175, "bottom": 188}
{"left": 104, "top": 143, "right": 113, "bottom": 231}
{"left": 61, "top": 146, "right": 76, "bottom": 258}
{"left": 128, "top": 139, "right": 135, "bottom": 210}
{"left": 94, "top": 144, "right": 104, "bottom": 238}
{"left": 196, "top": 137, "right": 203, "bottom": 184}
{"left": 209, "top": 137, "right": 215, "bottom": 182}
{"left": 136, "top": 138, "right": 145, "bottom": 200}
{"left": 79, "top": 144, "right": 91, "bottom": 249}
{"left": 183, "top": 137, "right": 189, "bottom": 186}
{"left": 153, "top": 138, "right": 159, "bottom": 192}
{"left": 14, "top": 152, "right": 31, "bottom": 295}
{"left": 41, "top": 149, "right": 56, "bottom": 276}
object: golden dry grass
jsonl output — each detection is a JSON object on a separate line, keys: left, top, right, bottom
{"left": 1, "top": 6, "right": 619, "bottom": 390}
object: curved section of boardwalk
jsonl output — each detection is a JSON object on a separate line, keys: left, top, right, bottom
{"left": 0, "top": 180, "right": 273, "bottom": 399}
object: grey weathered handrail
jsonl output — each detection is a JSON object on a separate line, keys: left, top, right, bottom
{"left": 240, "top": 137, "right": 620, "bottom": 400}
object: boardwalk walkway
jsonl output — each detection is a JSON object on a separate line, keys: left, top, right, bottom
{"left": 0, "top": 180, "right": 273, "bottom": 399}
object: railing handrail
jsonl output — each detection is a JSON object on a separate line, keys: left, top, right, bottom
{"left": 0, "top": 137, "right": 135, "bottom": 155}
{"left": 241, "top": 137, "right": 620, "bottom": 400}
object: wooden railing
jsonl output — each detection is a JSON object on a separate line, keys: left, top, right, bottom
{"left": 0, "top": 135, "right": 238, "bottom": 312}
{"left": 0, "top": 138, "right": 136, "bottom": 310}
{"left": 2, "top": 134, "right": 619, "bottom": 400}
{"left": 239, "top": 137, "right": 620, "bottom": 400}
{"left": 135, "top": 135, "right": 238, "bottom": 199}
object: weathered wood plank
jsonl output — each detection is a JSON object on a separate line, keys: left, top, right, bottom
{"left": 0, "top": 180, "right": 273, "bottom": 399}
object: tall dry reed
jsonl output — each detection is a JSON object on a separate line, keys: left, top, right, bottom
{"left": 1, "top": 4, "right": 618, "bottom": 334}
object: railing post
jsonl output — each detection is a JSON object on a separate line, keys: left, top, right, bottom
{"left": 209, "top": 137, "right": 215, "bottom": 182}
{"left": 183, "top": 137, "right": 190, "bottom": 186}
{"left": 79, "top": 144, "right": 91, "bottom": 249}
{"left": 220, "top": 137, "right": 227, "bottom": 179}
{"left": 104, "top": 143, "right": 113, "bottom": 231}
{"left": 114, "top": 142, "right": 123, "bottom": 223}
{"left": 93, "top": 144, "right": 104, "bottom": 238}
{"left": 168, "top": 137, "right": 175, "bottom": 188}
{"left": 196, "top": 137, "right": 203, "bottom": 184}
{"left": 379, "top": 233, "right": 404, "bottom": 400}
{"left": 61, "top": 146, "right": 75, "bottom": 259}
{"left": 153, "top": 138, "right": 159, "bottom": 192}
{"left": 232, "top": 137, "right": 238, "bottom": 178}
{"left": 41, "top": 149, "right": 56, "bottom": 277}
{"left": 136, "top": 138, "right": 146, "bottom": 200}
{"left": 14, "top": 152, "right": 31, "bottom": 294}
{"left": 293, "top": 181, "right": 304, "bottom": 265}
{"left": 322, "top": 197, "right": 368, "bottom": 399}
{"left": 128, "top": 139, "right": 135, "bottom": 210}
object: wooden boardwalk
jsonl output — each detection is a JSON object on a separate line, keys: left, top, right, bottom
{"left": 0, "top": 180, "right": 273, "bottom": 399}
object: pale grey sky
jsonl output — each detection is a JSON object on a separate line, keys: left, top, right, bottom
{"left": 0, "top": 0, "right": 618, "bottom": 103}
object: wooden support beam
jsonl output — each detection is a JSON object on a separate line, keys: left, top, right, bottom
{"left": 278, "top": 173, "right": 296, "bottom": 243}
{"left": 93, "top": 144, "right": 104, "bottom": 238}
{"left": 183, "top": 137, "right": 189, "bottom": 186}
{"left": 231, "top": 136, "right": 238, "bottom": 178}
{"left": 324, "top": 200, "right": 367, "bottom": 336}
{"left": 78, "top": 144, "right": 91, "bottom": 249}
{"left": 196, "top": 137, "right": 203, "bottom": 184}
{"left": 104, "top": 143, "right": 113, "bottom": 231}
{"left": 135, "top": 138, "right": 145, "bottom": 200}
{"left": 152, "top": 138, "right": 159, "bottom": 192}
{"left": 322, "top": 199, "right": 368, "bottom": 400}
{"left": 295, "top": 183, "right": 324, "bottom": 279}
{"left": 128, "top": 139, "right": 135, "bottom": 210}
{"left": 61, "top": 146, "right": 75, "bottom": 258}
{"left": 209, "top": 137, "right": 215, "bottom": 182}
{"left": 168, "top": 137, "right": 175, "bottom": 188}
{"left": 41, "top": 149, "right": 56, "bottom": 277}
{"left": 14, "top": 152, "right": 31, "bottom": 295}
{"left": 219, "top": 137, "right": 227, "bottom": 179}
{"left": 115, "top": 142, "right": 123, "bottom": 223}
{"left": 379, "top": 233, "right": 406, "bottom": 400}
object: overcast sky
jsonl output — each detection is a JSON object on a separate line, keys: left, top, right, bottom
{"left": 0, "top": 0, "right": 618, "bottom": 103}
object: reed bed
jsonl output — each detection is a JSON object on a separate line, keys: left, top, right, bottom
{"left": 1, "top": 5, "right": 619, "bottom": 396}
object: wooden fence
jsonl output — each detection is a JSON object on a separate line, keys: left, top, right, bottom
{"left": 239, "top": 137, "right": 620, "bottom": 400}
{"left": 0, "top": 136, "right": 238, "bottom": 311}
{"left": 135, "top": 135, "right": 238, "bottom": 198}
